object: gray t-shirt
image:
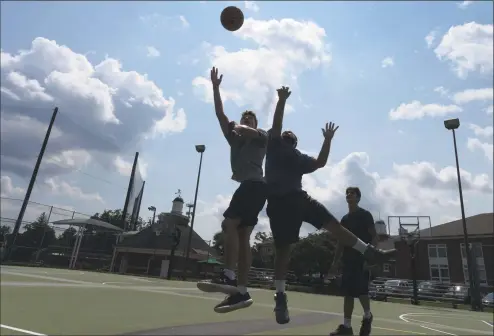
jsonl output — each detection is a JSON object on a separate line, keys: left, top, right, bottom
{"left": 228, "top": 122, "right": 268, "bottom": 183}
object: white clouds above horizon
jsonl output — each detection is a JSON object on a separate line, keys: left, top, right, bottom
{"left": 381, "top": 56, "right": 394, "bottom": 68}
{"left": 195, "top": 152, "right": 493, "bottom": 241}
{"left": 389, "top": 101, "right": 462, "bottom": 120}
{"left": 1, "top": 37, "right": 186, "bottom": 181}
{"left": 146, "top": 46, "right": 161, "bottom": 58}
{"left": 192, "top": 17, "right": 331, "bottom": 123}
{"left": 434, "top": 22, "right": 493, "bottom": 78}
{"left": 244, "top": 1, "right": 260, "bottom": 12}
{"left": 457, "top": 1, "right": 473, "bottom": 10}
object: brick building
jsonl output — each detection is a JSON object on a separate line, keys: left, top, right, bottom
{"left": 392, "top": 213, "right": 493, "bottom": 288}
{"left": 110, "top": 196, "right": 217, "bottom": 278}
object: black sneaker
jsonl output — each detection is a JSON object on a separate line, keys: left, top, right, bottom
{"left": 329, "top": 324, "right": 354, "bottom": 335}
{"left": 363, "top": 245, "right": 396, "bottom": 264}
{"left": 214, "top": 292, "right": 253, "bottom": 313}
{"left": 359, "top": 314, "right": 373, "bottom": 336}
{"left": 274, "top": 292, "right": 290, "bottom": 324}
{"left": 197, "top": 272, "right": 238, "bottom": 294}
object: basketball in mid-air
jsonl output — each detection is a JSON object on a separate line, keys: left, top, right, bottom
{"left": 220, "top": 6, "right": 244, "bottom": 32}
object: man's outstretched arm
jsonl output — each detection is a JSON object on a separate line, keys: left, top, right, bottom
{"left": 271, "top": 86, "right": 291, "bottom": 138}
{"left": 211, "top": 67, "right": 231, "bottom": 140}
{"left": 314, "top": 122, "right": 339, "bottom": 168}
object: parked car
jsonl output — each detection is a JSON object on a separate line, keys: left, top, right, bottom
{"left": 443, "top": 285, "right": 471, "bottom": 304}
{"left": 369, "top": 280, "right": 387, "bottom": 301}
{"left": 417, "top": 281, "right": 449, "bottom": 300}
{"left": 383, "top": 279, "right": 412, "bottom": 297}
{"left": 482, "top": 292, "right": 494, "bottom": 308}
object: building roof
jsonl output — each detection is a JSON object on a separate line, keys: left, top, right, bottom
{"left": 118, "top": 223, "right": 216, "bottom": 256}
{"left": 173, "top": 196, "right": 184, "bottom": 203}
{"left": 419, "top": 213, "right": 493, "bottom": 237}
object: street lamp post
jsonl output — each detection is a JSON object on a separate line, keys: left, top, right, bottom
{"left": 443, "top": 118, "right": 479, "bottom": 311}
{"left": 148, "top": 206, "right": 156, "bottom": 226}
{"left": 183, "top": 145, "right": 205, "bottom": 279}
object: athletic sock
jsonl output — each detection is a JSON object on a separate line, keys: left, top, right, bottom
{"left": 223, "top": 268, "right": 236, "bottom": 280}
{"left": 343, "top": 318, "right": 352, "bottom": 328}
{"left": 237, "top": 285, "right": 247, "bottom": 294}
{"left": 363, "top": 310, "right": 372, "bottom": 319}
{"left": 275, "top": 280, "right": 286, "bottom": 293}
{"left": 352, "top": 239, "right": 368, "bottom": 254}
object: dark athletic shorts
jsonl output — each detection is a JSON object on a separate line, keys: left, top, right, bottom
{"left": 341, "top": 261, "right": 370, "bottom": 298}
{"left": 266, "top": 190, "right": 337, "bottom": 247}
{"left": 223, "top": 180, "right": 267, "bottom": 227}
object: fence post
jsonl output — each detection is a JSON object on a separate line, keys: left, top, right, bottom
{"left": 35, "top": 206, "right": 53, "bottom": 262}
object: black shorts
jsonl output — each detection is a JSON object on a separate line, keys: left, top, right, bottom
{"left": 223, "top": 180, "right": 267, "bottom": 227}
{"left": 266, "top": 190, "right": 337, "bottom": 247}
{"left": 341, "top": 263, "right": 370, "bottom": 298}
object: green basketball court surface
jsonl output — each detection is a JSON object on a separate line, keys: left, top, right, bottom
{"left": 1, "top": 266, "right": 492, "bottom": 335}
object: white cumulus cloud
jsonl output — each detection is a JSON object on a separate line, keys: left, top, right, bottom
{"left": 434, "top": 22, "right": 493, "bottom": 78}
{"left": 452, "top": 88, "right": 493, "bottom": 104}
{"left": 192, "top": 18, "right": 331, "bottom": 124}
{"left": 389, "top": 101, "right": 462, "bottom": 120}
{"left": 0, "top": 37, "right": 186, "bottom": 180}
{"left": 244, "top": 1, "right": 260, "bottom": 12}
{"left": 468, "top": 138, "right": 494, "bottom": 162}
{"left": 468, "top": 124, "right": 493, "bottom": 138}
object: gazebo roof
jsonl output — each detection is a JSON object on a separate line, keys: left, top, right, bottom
{"left": 51, "top": 218, "right": 123, "bottom": 232}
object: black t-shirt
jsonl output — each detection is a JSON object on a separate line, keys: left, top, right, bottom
{"left": 265, "top": 129, "right": 319, "bottom": 195}
{"left": 341, "top": 208, "right": 374, "bottom": 267}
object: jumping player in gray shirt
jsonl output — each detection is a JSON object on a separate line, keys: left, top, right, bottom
{"left": 197, "top": 67, "right": 268, "bottom": 313}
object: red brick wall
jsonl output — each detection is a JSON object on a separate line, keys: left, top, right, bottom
{"left": 394, "top": 236, "right": 494, "bottom": 285}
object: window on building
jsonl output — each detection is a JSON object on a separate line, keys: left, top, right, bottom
{"left": 430, "top": 264, "right": 450, "bottom": 283}
{"left": 428, "top": 244, "right": 448, "bottom": 258}
{"left": 463, "top": 264, "right": 488, "bottom": 285}
{"left": 461, "top": 242, "right": 483, "bottom": 259}
{"left": 383, "top": 263, "right": 390, "bottom": 272}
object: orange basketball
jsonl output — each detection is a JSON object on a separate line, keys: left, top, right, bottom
{"left": 220, "top": 6, "right": 244, "bottom": 32}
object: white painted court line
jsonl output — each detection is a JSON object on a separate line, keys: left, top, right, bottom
{"left": 0, "top": 324, "right": 46, "bottom": 336}
{"left": 482, "top": 320, "right": 493, "bottom": 327}
{"left": 399, "top": 312, "right": 492, "bottom": 335}
{"left": 420, "top": 325, "right": 457, "bottom": 335}
{"left": 4, "top": 268, "right": 491, "bottom": 335}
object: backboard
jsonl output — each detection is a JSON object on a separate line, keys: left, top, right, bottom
{"left": 387, "top": 215, "right": 431, "bottom": 241}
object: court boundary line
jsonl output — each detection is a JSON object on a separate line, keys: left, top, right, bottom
{"left": 3, "top": 268, "right": 491, "bottom": 335}
{"left": 0, "top": 324, "right": 46, "bottom": 336}
{"left": 399, "top": 312, "right": 492, "bottom": 335}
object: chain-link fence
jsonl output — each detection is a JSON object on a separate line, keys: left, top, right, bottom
{"left": 0, "top": 197, "right": 117, "bottom": 269}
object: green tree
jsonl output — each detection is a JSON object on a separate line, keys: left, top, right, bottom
{"left": 0, "top": 225, "right": 11, "bottom": 243}
{"left": 18, "top": 212, "right": 56, "bottom": 248}
{"left": 212, "top": 231, "right": 224, "bottom": 255}
{"left": 289, "top": 231, "right": 335, "bottom": 278}
{"left": 57, "top": 226, "right": 77, "bottom": 247}
{"left": 91, "top": 209, "right": 145, "bottom": 231}
{"left": 251, "top": 231, "right": 273, "bottom": 268}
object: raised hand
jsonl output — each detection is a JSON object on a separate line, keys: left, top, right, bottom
{"left": 277, "top": 86, "right": 291, "bottom": 101}
{"left": 321, "top": 122, "right": 339, "bottom": 140}
{"left": 210, "top": 67, "right": 223, "bottom": 87}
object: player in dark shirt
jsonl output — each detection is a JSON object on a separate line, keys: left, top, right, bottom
{"left": 328, "top": 187, "right": 377, "bottom": 336}
{"left": 265, "top": 86, "right": 395, "bottom": 325}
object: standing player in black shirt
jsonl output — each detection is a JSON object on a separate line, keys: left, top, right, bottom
{"left": 328, "top": 187, "right": 377, "bottom": 336}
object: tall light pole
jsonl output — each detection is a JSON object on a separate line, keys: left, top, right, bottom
{"left": 443, "top": 118, "right": 479, "bottom": 311}
{"left": 148, "top": 206, "right": 156, "bottom": 226}
{"left": 183, "top": 144, "right": 205, "bottom": 279}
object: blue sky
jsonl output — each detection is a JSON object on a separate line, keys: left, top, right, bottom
{"left": 1, "top": 1, "right": 492, "bottom": 241}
